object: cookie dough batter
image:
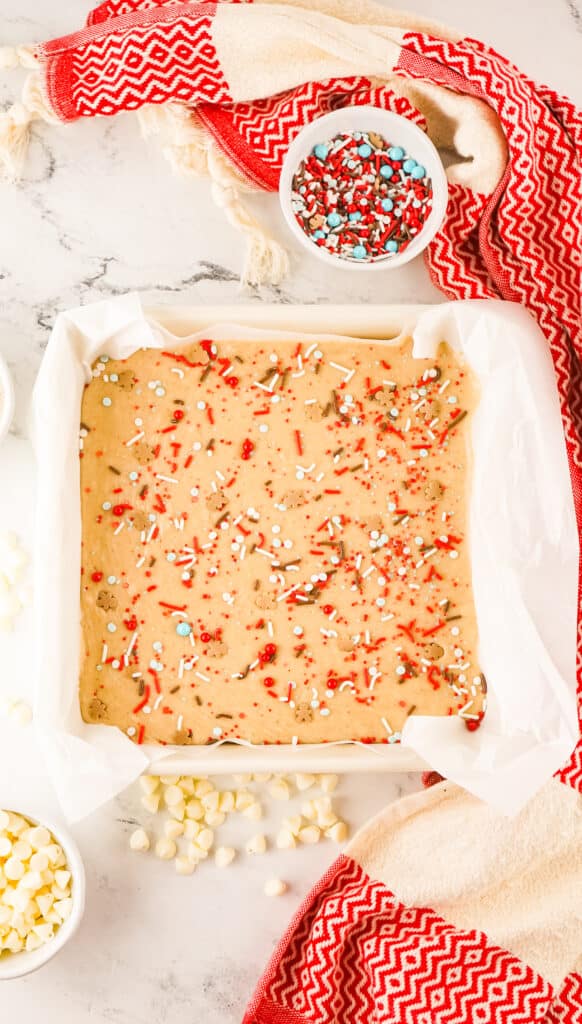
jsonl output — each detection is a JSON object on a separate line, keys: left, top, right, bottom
{"left": 79, "top": 335, "right": 485, "bottom": 745}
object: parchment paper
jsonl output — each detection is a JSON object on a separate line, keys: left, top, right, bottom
{"left": 31, "top": 295, "right": 579, "bottom": 820}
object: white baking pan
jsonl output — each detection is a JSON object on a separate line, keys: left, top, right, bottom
{"left": 32, "top": 297, "right": 578, "bottom": 820}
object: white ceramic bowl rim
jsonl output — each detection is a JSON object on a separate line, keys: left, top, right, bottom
{"left": 279, "top": 106, "right": 448, "bottom": 272}
{"left": 0, "top": 807, "right": 86, "bottom": 980}
{"left": 0, "top": 351, "right": 15, "bottom": 444}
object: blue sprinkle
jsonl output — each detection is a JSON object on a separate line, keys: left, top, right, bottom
{"left": 176, "top": 621, "right": 192, "bottom": 637}
{"left": 379, "top": 165, "right": 393, "bottom": 179}
{"left": 348, "top": 211, "right": 362, "bottom": 222}
{"left": 381, "top": 198, "right": 394, "bottom": 212}
{"left": 412, "top": 199, "right": 422, "bottom": 209}
{"left": 411, "top": 165, "right": 426, "bottom": 180}
{"left": 102, "top": 396, "right": 112, "bottom": 407}
{"left": 312, "top": 229, "right": 325, "bottom": 239}
{"left": 403, "top": 158, "right": 417, "bottom": 173}
{"left": 313, "top": 143, "right": 328, "bottom": 161}
{"left": 352, "top": 245, "right": 367, "bottom": 260}
{"left": 346, "top": 159, "right": 357, "bottom": 170}
{"left": 385, "top": 239, "right": 399, "bottom": 253}
{"left": 326, "top": 212, "right": 341, "bottom": 227}
{"left": 388, "top": 146, "right": 404, "bottom": 160}
{"left": 357, "top": 143, "right": 372, "bottom": 158}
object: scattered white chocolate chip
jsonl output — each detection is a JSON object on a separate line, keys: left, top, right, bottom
{"left": 204, "top": 810, "right": 226, "bottom": 828}
{"left": 241, "top": 801, "right": 263, "bottom": 821}
{"left": 282, "top": 815, "right": 303, "bottom": 836}
{"left": 129, "top": 828, "right": 151, "bottom": 852}
{"left": 318, "top": 774, "right": 339, "bottom": 793}
{"left": 295, "top": 773, "right": 316, "bottom": 791}
{"left": 185, "top": 798, "right": 204, "bottom": 821}
{"left": 214, "top": 846, "right": 236, "bottom": 868}
{"left": 175, "top": 856, "right": 196, "bottom": 876}
{"left": 301, "top": 800, "right": 317, "bottom": 821}
{"left": 268, "top": 778, "right": 291, "bottom": 801}
{"left": 163, "top": 784, "right": 184, "bottom": 807}
{"left": 196, "top": 828, "right": 214, "bottom": 851}
{"left": 234, "top": 790, "right": 255, "bottom": 812}
{"left": 245, "top": 833, "right": 267, "bottom": 855}
{"left": 141, "top": 792, "right": 161, "bottom": 814}
{"left": 154, "top": 837, "right": 177, "bottom": 860}
{"left": 298, "top": 825, "right": 321, "bottom": 845}
{"left": 219, "top": 791, "right": 235, "bottom": 813}
{"left": 276, "top": 829, "right": 296, "bottom": 850}
{"left": 194, "top": 779, "right": 214, "bottom": 797}
{"left": 139, "top": 775, "right": 160, "bottom": 795}
{"left": 264, "top": 878, "right": 287, "bottom": 897}
{"left": 159, "top": 775, "right": 179, "bottom": 785}
{"left": 163, "top": 820, "right": 184, "bottom": 840}
{"left": 327, "top": 821, "right": 349, "bottom": 844}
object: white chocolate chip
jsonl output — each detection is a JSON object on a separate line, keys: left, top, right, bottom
{"left": 164, "top": 820, "right": 184, "bottom": 840}
{"left": 318, "top": 774, "right": 339, "bottom": 793}
{"left": 139, "top": 775, "right": 160, "bottom": 795}
{"left": 141, "top": 792, "right": 161, "bottom": 814}
{"left": 301, "top": 800, "right": 318, "bottom": 821}
{"left": 178, "top": 777, "right": 196, "bottom": 796}
{"left": 185, "top": 798, "right": 204, "bottom": 821}
{"left": 268, "top": 778, "right": 291, "bottom": 801}
{"left": 159, "top": 775, "right": 180, "bottom": 785}
{"left": 194, "top": 779, "right": 214, "bottom": 797}
{"left": 196, "top": 828, "right": 214, "bottom": 851}
{"left": 214, "top": 846, "right": 236, "bottom": 868}
{"left": 295, "top": 773, "right": 316, "bottom": 791}
{"left": 282, "top": 815, "right": 303, "bottom": 836}
{"left": 298, "top": 825, "right": 321, "bottom": 845}
{"left": 154, "top": 837, "right": 177, "bottom": 860}
{"left": 275, "top": 829, "right": 296, "bottom": 850}
{"left": 241, "top": 801, "right": 263, "bottom": 821}
{"left": 204, "top": 810, "right": 226, "bottom": 828}
{"left": 129, "top": 827, "right": 151, "bottom": 851}
{"left": 219, "top": 791, "right": 235, "bottom": 813}
{"left": 183, "top": 820, "right": 201, "bottom": 841}
{"left": 264, "top": 878, "right": 287, "bottom": 897}
{"left": 245, "top": 833, "right": 267, "bottom": 855}
{"left": 175, "top": 856, "right": 196, "bottom": 875}
{"left": 163, "top": 784, "right": 184, "bottom": 807}
{"left": 327, "top": 821, "right": 349, "bottom": 843}
{"left": 234, "top": 790, "right": 255, "bottom": 811}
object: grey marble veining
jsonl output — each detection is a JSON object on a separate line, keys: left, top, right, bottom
{"left": 1, "top": 1, "right": 581, "bottom": 1020}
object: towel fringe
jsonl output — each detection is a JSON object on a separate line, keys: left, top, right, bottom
{"left": 136, "top": 103, "right": 289, "bottom": 288}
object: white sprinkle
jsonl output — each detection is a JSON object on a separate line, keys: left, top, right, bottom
{"left": 171, "top": 367, "right": 184, "bottom": 379}
{"left": 126, "top": 631, "right": 138, "bottom": 657}
{"left": 277, "top": 584, "right": 300, "bottom": 602}
{"left": 381, "top": 717, "right": 393, "bottom": 735}
{"left": 126, "top": 431, "right": 145, "bottom": 447}
{"left": 156, "top": 474, "right": 178, "bottom": 484}
{"left": 195, "top": 672, "right": 210, "bottom": 683}
{"left": 101, "top": 644, "right": 108, "bottom": 663}
{"left": 438, "top": 379, "right": 451, "bottom": 393}
{"left": 114, "top": 522, "right": 125, "bottom": 535}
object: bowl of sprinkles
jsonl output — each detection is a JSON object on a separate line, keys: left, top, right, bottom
{"left": 280, "top": 107, "right": 448, "bottom": 270}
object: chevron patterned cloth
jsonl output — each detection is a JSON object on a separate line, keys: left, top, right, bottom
{"left": 243, "top": 780, "right": 582, "bottom": 1024}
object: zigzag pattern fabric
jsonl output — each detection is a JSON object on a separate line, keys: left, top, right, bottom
{"left": 243, "top": 856, "right": 576, "bottom": 1024}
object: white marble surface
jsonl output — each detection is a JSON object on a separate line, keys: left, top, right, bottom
{"left": 0, "top": 1, "right": 581, "bottom": 1020}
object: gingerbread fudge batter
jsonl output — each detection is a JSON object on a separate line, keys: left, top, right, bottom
{"left": 79, "top": 335, "right": 485, "bottom": 745}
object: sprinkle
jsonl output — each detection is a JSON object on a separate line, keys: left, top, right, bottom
{"left": 126, "top": 431, "right": 145, "bottom": 447}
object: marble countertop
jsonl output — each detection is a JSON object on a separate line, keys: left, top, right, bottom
{"left": 1, "top": 1, "right": 580, "bottom": 1020}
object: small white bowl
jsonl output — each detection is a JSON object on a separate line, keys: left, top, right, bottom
{"left": 0, "top": 808, "right": 85, "bottom": 980}
{"left": 279, "top": 106, "right": 448, "bottom": 271}
{"left": 0, "top": 351, "right": 15, "bottom": 444}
